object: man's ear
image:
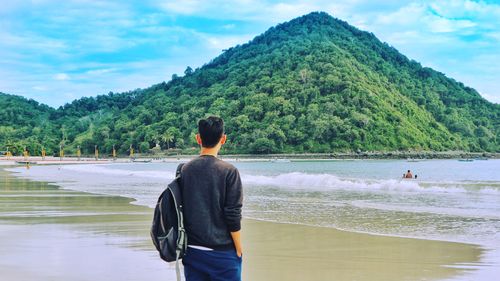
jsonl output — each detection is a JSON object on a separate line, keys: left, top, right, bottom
{"left": 195, "top": 134, "right": 202, "bottom": 145}
{"left": 220, "top": 134, "right": 227, "bottom": 145}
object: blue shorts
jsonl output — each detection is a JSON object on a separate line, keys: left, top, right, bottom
{"left": 182, "top": 247, "right": 242, "bottom": 281}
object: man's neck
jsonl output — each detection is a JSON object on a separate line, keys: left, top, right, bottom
{"left": 200, "top": 147, "right": 219, "bottom": 157}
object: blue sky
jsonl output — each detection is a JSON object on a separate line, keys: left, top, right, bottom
{"left": 1, "top": 0, "right": 499, "bottom": 107}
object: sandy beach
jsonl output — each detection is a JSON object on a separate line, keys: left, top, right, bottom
{"left": 242, "top": 220, "right": 483, "bottom": 281}
{"left": 0, "top": 166, "right": 486, "bottom": 281}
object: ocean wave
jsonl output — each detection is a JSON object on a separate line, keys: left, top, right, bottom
{"left": 8, "top": 164, "right": 500, "bottom": 196}
{"left": 241, "top": 172, "right": 500, "bottom": 194}
{"left": 45, "top": 165, "right": 500, "bottom": 195}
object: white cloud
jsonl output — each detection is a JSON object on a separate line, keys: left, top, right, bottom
{"left": 478, "top": 92, "right": 500, "bottom": 103}
{"left": 375, "top": 3, "right": 425, "bottom": 26}
{"left": 1, "top": 0, "right": 499, "bottom": 105}
{"left": 222, "top": 24, "right": 236, "bottom": 29}
{"left": 54, "top": 73, "right": 70, "bottom": 81}
{"left": 428, "top": 17, "right": 476, "bottom": 33}
{"left": 32, "top": 86, "right": 47, "bottom": 91}
{"left": 85, "top": 68, "right": 117, "bottom": 75}
{"left": 0, "top": 30, "right": 67, "bottom": 52}
{"left": 429, "top": 0, "right": 500, "bottom": 18}
{"left": 203, "top": 34, "right": 254, "bottom": 50}
{"left": 158, "top": 0, "right": 204, "bottom": 15}
{"left": 155, "top": 0, "right": 318, "bottom": 23}
{"left": 266, "top": 2, "right": 318, "bottom": 22}
{"left": 374, "top": 1, "right": 477, "bottom": 34}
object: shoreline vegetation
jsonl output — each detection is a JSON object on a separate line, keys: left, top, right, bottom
{"left": 1, "top": 150, "right": 498, "bottom": 166}
{"left": 0, "top": 167, "right": 485, "bottom": 281}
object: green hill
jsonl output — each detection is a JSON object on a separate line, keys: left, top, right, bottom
{"left": 0, "top": 92, "right": 58, "bottom": 154}
{"left": 1, "top": 12, "right": 499, "bottom": 155}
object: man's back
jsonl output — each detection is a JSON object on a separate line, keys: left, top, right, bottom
{"left": 180, "top": 155, "right": 243, "bottom": 250}
{"left": 180, "top": 116, "right": 243, "bottom": 281}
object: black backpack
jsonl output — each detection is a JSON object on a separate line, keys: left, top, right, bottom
{"left": 151, "top": 164, "right": 187, "bottom": 279}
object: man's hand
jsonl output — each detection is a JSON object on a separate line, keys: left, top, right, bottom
{"left": 230, "top": 230, "right": 243, "bottom": 257}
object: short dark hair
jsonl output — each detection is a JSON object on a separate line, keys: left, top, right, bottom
{"left": 198, "top": 116, "right": 224, "bottom": 148}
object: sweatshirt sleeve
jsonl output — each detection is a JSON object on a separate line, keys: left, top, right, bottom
{"left": 224, "top": 168, "right": 243, "bottom": 232}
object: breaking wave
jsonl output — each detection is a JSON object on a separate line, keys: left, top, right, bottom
{"left": 242, "top": 172, "right": 500, "bottom": 195}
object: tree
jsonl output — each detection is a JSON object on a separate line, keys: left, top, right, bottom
{"left": 250, "top": 138, "right": 277, "bottom": 154}
{"left": 184, "top": 66, "right": 193, "bottom": 76}
{"left": 162, "top": 127, "right": 180, "bottom": 150}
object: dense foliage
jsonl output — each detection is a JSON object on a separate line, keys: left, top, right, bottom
{"left": 1, "top": 12, "right": 499, "bottom": 156}
{"left": 0, "top": 92, "right": 59, "bottom": 155}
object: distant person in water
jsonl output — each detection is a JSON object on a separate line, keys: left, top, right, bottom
{"left": 415, "top": 174, "right": 418, "bottom": 179}
{"left": 405, "top": 170, "right": 413, "bottom": 179}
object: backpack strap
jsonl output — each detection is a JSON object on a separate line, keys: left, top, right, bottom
{"left": 175, "top": 250, "right": 182, "bottom": 281}
{"left": 174, "top": 162, "right": 185, "bottom": 281}
{"left": 175, "top": 163, "right": 184, "bottom": 178}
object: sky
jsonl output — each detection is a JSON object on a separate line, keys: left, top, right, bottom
{"left": 1, "top": 0, "right": 499, "bottom": 107}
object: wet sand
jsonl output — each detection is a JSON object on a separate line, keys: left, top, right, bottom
{"left": 242, "top": 220, "right": 482, "bottom": 281}
{"left": 0, "top": 168, "right": 483, "bottom": 281}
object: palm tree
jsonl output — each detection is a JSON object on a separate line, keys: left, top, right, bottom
{"left": 162, "top": 132, "right": 174, "bottom": 150}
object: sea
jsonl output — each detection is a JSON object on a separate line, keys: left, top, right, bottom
{"left": 7, "top": 158, "right": 500, "bottom": 280}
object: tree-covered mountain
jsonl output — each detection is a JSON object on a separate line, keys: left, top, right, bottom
{"left": 1, "top": 12, "right": 499, "bottom": 156}
{"left": 0, "top": 92, "right": 59, "bottom": 154}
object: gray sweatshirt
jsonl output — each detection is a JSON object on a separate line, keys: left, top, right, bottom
{"left": 180, "top": 155, "right": 243, "bottom": 250}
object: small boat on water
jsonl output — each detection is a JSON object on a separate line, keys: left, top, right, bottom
{"left": 458, "top": 159, "right": 474, "bottom": 162}
{"left": 474, "top": 157, "right": 489, "bottom": 160}
{"left": 132, "top": 159, "right": 152, "bottom": 163}
{"left": 16, "top": 161, "right": 37, "bottom": 165}
{"left": 407, "top": 158, "right": 420, "bottom": 162}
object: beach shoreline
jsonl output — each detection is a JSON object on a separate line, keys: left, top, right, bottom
{"left": 1, "top": 149, "right": 498, "bottom": 168}
{"left": 0, "top": 166, "right": 489, "bottom": 281}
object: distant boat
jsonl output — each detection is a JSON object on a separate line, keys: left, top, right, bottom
{"left": 16, "top": 161, "right": 37, "bottom": 165}
{"left": 407, "top": 158, "right": 420, "bottom": 162}
{"left": 474, "top": 157, "right": 489, "bottom": 160}
{"left": 132, "top": 159, "right": 152, "bottom": 163}
{"left": 458, "top": 159, "right": 474, "bottom": 162}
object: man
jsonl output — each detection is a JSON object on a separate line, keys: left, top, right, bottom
{"left": 405, "top": 170, "right": 413, "bottom": 179}
{"left": 180, "top": 116, "right": 243, "bottom": 281}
